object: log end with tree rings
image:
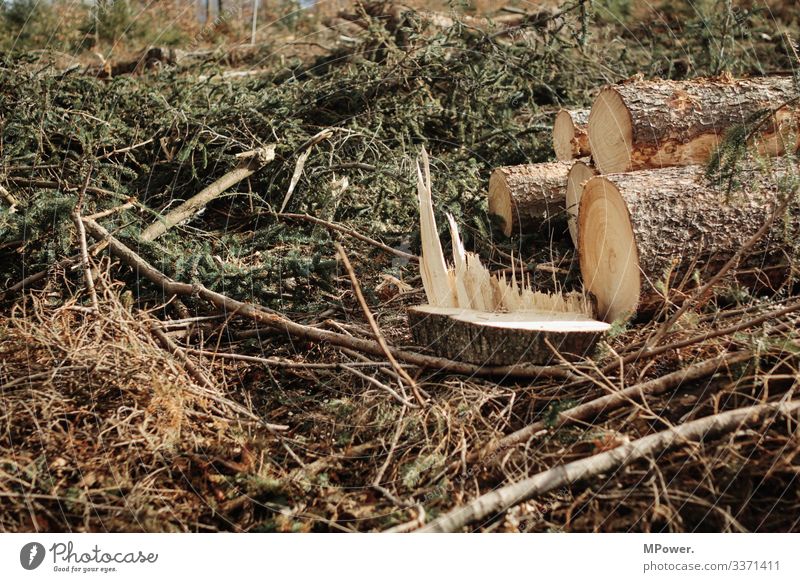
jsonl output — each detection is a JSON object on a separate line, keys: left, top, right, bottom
{"left": 487, "top": 168, "right": 514, "bottom": 237}
{"left": 408, "top": 305, "right": 610, "bottom": 365}
{"left": 566, "top": 160, "right": 597, "bottom": 246}
{"left": 588, "top": 87, "right": 634, "bottom": 174}
{"left": 578, "top": 176, "right": 641, "bottom": 323}
{"left": 553, "top": 109, "right": 590, "bottom": 161}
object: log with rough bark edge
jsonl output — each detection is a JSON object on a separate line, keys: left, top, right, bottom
{"left": 408, "top": 306, "right": 609, "bottom": 366}
{"left": 553, "top": 109, "right": 591, "bottom": 161}
{"left": 565, "top": 159, "right": 597, "bottom": 246}
{"left": 487, "top": 161, "right": 571, "bottom": 237}
{"left": 578, "top": 159, "right": 799, "bottom": 323}
{"left": 588, "top": 76, "right": 800, "bottom": 174}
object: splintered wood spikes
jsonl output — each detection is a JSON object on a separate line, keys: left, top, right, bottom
{"left": 412, "top": 149, "right": 608, "bottom": 365}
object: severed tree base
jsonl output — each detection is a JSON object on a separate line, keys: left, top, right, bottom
{"left": 408, "top": 306, "right": 609, "bottom": 366}
{"left": 411, "top": 148, "right": 609, "bottom": 366}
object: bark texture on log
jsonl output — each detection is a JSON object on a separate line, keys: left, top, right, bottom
{"left": 578, "top": 158, "right": 799, "bottom": 322}
{"left": 553, "top": 109, "right": 590, "bottom": 161}
{"left": 589, "top": 76, "right": 800, "bottom": 174}
{"left": 408, "top": 306, "right": 608, "bottom": 366}
{"left": 488, "top": 161, "right": 570, "bottom": 237}
{"left": 566, "top": 160, "right": 597, "bottom": 246}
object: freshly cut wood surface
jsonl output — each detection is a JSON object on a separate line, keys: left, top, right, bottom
{"left": 566, "top": 160, "right": 597, "bottom": 246}
{"left": 417, "top": 148, "right": 456, "bottom": 308}
{"left": 553, "top": 109, "right": 590, "bottom": 161}
{"left": 589, "top": 76, "right": 800, "bottom": 174}
{"left": 413, "top": 149, "right": 605, "bottom": 365}
{"left": 578, "top": 158, "right": 799, "bottom": 322}
{"left": 408, "top": 305, "right": 609, "bottom": 366}
{"left": 488, "top": 161, "right": 570, "bottom": 237}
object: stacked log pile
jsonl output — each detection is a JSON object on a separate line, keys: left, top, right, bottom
{"left": 487, "top": 74, "right": 800, "bottom": 325}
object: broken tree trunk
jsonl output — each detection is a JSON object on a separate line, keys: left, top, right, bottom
{"left": 414, "top": 149, "right": 608, "bottom": 365}
{"left": 565, "top": 159, "right": 597, "bottom": 246}
{"left": 589, "top": 75, "right": 800, "bottom": 174}
{"left": 553, "top": 109, "right": 590, "bottom": 161}
{"left": 578, "top": 158, "right": 799, "bottom": 323}
{"left": 408, "top": 306, "right": 609, "bottom": 365}
{"left": 487, "top": 161, "right": 571, "bottom": 237}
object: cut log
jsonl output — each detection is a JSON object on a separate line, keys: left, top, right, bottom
{"left": 588, "top": 76, "right": 800, "bottom": 174}
{"left": 578, "top": 158, "right": 798, "bottom": 323}
{"left": 565, "top": 160, "right": 597, "bottom": 246}
{"left": 553, "top": 109, "right": 591, "bottom": 161}
{"left": 408, "top": 306, "right": 609, "bottom": 366}
{"left": 487, "top": 161, "right": 571, "bottom": 237}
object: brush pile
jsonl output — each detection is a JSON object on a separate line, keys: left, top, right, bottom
{"left": 1, "top": 1, "right": 800, "bottom": 533}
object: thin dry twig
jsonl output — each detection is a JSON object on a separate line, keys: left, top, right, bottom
{"left": 279, "top": 212, "right": 418, "bottom": 263}
{"left": 336, "top": 242, "right": 426, "bottom": 405}
{"left": 341, "top": 364, "right": 417, "bottom": 407}
{"left": 150, "top": 324, "right": 216, "bottom": 390}
{"left": 423, "top": 400, "right": 800, "bottom": 532}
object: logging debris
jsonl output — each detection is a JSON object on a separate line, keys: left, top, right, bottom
{"left": 2, "top": 2, "right": 800, "bottom": 535}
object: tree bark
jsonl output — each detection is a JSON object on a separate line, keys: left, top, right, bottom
{"left": 565, "top": 159, "right": 596, "bottom": 246}
{"left": 408, "top": 306, "right": 608, "bottom": 366}
{"left": 589, "top": 76, "right": 800, "bottom": 174}
{"left": 553, "top": 108, "right": 590, "bottom": 161}
{"left": 578, "top": 158, "right": 798, "bottom": 322}
{"left": 487, "top": 161, "right": 570, "bottom": 237}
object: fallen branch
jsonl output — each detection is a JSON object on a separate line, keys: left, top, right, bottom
{"left": 279, "top": 129, "right": 333, "bottom": 213}
{"left": 70, "top": 167, "right": 99, "bottom": 312}
{"left": 81, "top": 217, "right": 574, "bottom": 381}
{"left": 422, "top": 399, "right": 800, "bottom": 532}
{"left": 140, "top": 145, "right": 276, "bottom": 241}
{"left": 480, "top": 350, "right": 754, "bottom": 459}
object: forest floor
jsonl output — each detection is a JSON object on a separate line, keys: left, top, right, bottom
{"left": 1, "top": 1, "right": 799, "bottom": 532}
